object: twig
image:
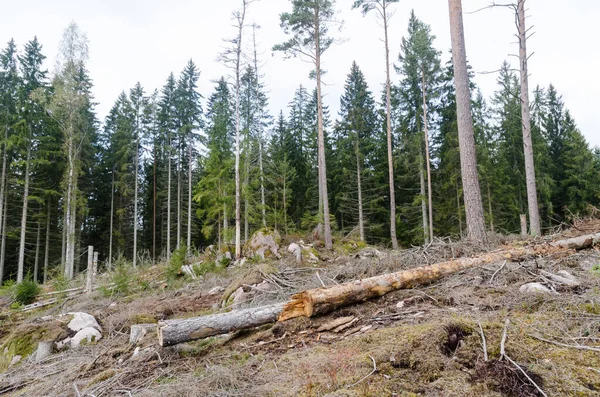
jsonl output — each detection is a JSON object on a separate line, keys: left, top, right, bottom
{"left": 73, "top": 383, "right": 81, "bottom": 397}
{"left": 503, "top": 353, "right": 549, "bottom": 397}
{"left": 346, "top": 355, "right": 377, "bottom": 388}
{"left": 478, "top": 321, "right": 489, "bottom": 362}
{"left": 500, "top": 319, "right": 510, "bottom": 359}
{"left": 116, "top": 391, "right": 133, "bottom": 397}
{"left": 528, "top": 334, "right": 600, "bottom": 352}
{"left": 489, "top": 260, "right": 507, "bottom": 284}
{"left": 315, "top": 271, "right": 326, "bottom": 287}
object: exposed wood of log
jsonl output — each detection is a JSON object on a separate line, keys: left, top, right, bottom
{"left": 158, "top": 303, "right": 285, "bottom": 347}
{"left": 158, "top": 232, "right": 599, "bottom": 345}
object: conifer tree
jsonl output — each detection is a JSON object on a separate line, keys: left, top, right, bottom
{"left": 274, "top": 0, "right": 339, "bottom": 249}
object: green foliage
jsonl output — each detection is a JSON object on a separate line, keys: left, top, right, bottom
{"left": 13, "top": 279, "right": 41, "bottom": 305}
{"left": 166, "top": 246, "right": 188, "bottom": 280}
{"left": 591, "top": 264, "right": 600, "bottom": 276}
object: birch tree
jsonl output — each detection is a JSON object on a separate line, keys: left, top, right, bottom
{"left": 353, "top": 0, "right": 399, "bottom": 249}
{"left": 47, "top": 23, "right": 91, "bottom": 279}
{"left": 448, "top": 0, "right": 487, "bottom": 243}
{"left": 220, "top": 0, "right": 255, "bottom": 259}
{"left": 274, "top": 0, "right": 340, "bottom": 250}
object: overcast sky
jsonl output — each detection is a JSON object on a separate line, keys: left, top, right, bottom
{"left": 1, "top": 0, "right": 598, "bottom": 148}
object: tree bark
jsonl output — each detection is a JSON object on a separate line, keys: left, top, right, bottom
{"left": 17, "top": 143, "right": 31, "bottom": 283}
{"left": 383, "top": 6, "right": 399, "bottom": 250}
{"left": 167, "top": 134, "right": 172, "bottom": 262}
{"left": 355, "top": 137, "right": 365, "bottom": 242}
{"left": 158, "top": 303, "right": 285, "bottom": 346}
{"left": 34, "top": 209, "right": 41, "bottom": 283}
{"left": 314, "top": 8, "right": 333, "bottom": 250}
{"left": 188, "top": 145, "right": 193, "bottom": 252}
{"left": 159, "top": 231, "right": 600, "bottom": 345}
{"left": 108, "top": 168, "right": 115, "bottom": 270}
{"left": 448, "top": 0, "right": 488, "bottom": 244}
{"left": 153, "top": 143, "right": 157, "bottom": 264}
{"left": 420, "top": 157, "right": 429, "bottom": 244}
{"left": 0, "top": 190, "right": 7, "bottom": 285}
{"left": 517, "top": 0, "right": 541, "bottom": 237}
{"left": 177, "top": 147, "right": 182, "bottom": 250}
{"left": 43, "top": 200, "right": 51, "bottom": 284}
{"left": 133, "top": 135, "right": 139, "bottom": 267}
{"left": 422, "top": 67, "right": 434, "bottom": 243}
{"left": 0, "top": 121, "right": 8, "bottom": 242}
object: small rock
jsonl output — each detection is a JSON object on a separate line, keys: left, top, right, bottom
{"left": 519, "top": 282, "right": 554, "bottom": 295}
{"left": 129, "top": 324, "right": 156, "bottom": 345}
{"left": 245, "top": 229, "right": 281, "bottom": 260}
{"left": 71, "top": 327, "right": 102, "bottom": 348}
{"left": 67, "top": 312, "right": 102, "bottom": 333}
{"left": 357, "top": 247, "right": 387, "bottom": 260}
{"left": 36, "top": 341, "right": 53, "bottom": 362}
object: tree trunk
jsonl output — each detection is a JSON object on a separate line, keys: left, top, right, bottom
{"left": 244, "top": 140, "right": 249, "bottom": 243}
{"left": 187, "top": 144, "right": 192, "bottom": 252}
{"left": 448, "top": 0, "right": 487, "bottom": 244}
{"left": 153, "top": 144, "right": 157, "bottom": 264}
{"left": 43, "top": 200, "right": 51, "bottom": 284}
{"left": 177, "top": 148, "right": 182, "bottom": 250}
{"left": 133, "top": 136, "right": 139, "bottom": 267}
{"left": 383, "top": 8, "right": 399, "bottom": 250}
{"left": 17, "top": 143, "right": 31, "bottom": 283}
{"left": 259, "top": 137, "right": 266, "bottom": 228}
{"left": 517, "top": 0, "right": 541, "bottom": 237}
{"left": 457, "top": 181, "right": 463, "bottom": 237}
{"left": 520, "top": 214, "right": 528, "bottom": 238}
{"left": 167, "top": 137, "right": 172, "bottom": 262}
{"left": 355, "top": 138, "right": 365, "bottom": 242}
{"left": 0, "top": 121, "right": 8, "bottom": 241}
{"left": 34, "top": 209, "right": 41, "bottom": 283}
{"left": 159, "top": 232, "right": 600, "bottom": 345}
{"left": 315, "top": 9, "right": 333, "bottom": 250}
{"left": 108, "top": 168, "right": 115, "bottom": 270}
{"left": 0, "top": 192, "right": 7, "bottom": 285}
{"left": 422, "top": 68, "right": 434, "bottom": 243}
{"left": 420, "top": 158, "right": 429, "bottom": 244}
{"left": 64, "top": 133, "right": 77, "bottom": 280}
{"left": 158, "top": 303, "right": 285, "bottom": 346}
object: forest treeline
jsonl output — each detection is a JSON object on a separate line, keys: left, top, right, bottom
{"left": 0, "top": 4, "right": 599, "bottom": 284}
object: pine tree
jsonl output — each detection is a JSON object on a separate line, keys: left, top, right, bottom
{"left": 274, "top": 0, "right": 339, "bottom": 249}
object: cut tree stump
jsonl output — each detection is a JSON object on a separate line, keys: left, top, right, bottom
{"left": 158, "top": 303, "right": 285, "bottom": 347}
{"left": 157, "top": 232, "right": 600, "bottom": 346}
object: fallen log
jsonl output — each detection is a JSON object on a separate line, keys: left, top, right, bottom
{"left": 158, "top": 232, "right": 599, "bottom": 345}
{"left": 158, "top": 303, "right": 285, "bottom": 347}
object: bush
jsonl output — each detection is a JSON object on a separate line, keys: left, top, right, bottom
{"left": 14, "top": 280, "right": 41, "bottom": 305}
{"left": 166, "top": 246, "right": 188, "bottom": 280}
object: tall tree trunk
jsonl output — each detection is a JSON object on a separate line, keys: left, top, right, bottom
{"left": 355, "top": 138, "right": 365, "bottom": 242}
{"left": 234, "top": 2, "right": 248, "bottom": 260}
{"left": 252, "top": 26, "right": 267, "bottom": 229}
{"left": 383, "top": 7, "right": 399, "bottom": 250}
{"left": 283, "top": 172, "right": 288, "bottom": 235}
{"left": 448, "top": 0, "right": 488, "bottom": 243}
{"left": 315, "top": 9, "right": 333, "bottom": 250}
{"left": 422, "top": 68, "right": 434, "bottom": 243}
{"left": 419, "top": 157, "right": 429, "bottom": 244}
{"left": 64, "top": 133, "right": 77, "bottom": 280}
{"left": 517, "top": 0, "right": 541, "bottom": 237}
{"left": 0, "top": 121, "right": 8, "bottom": 240}
{"left": 0, "top": 198, "right": 6, "bottom": 285}
{"left": 34, "top": 208, "right": 41, "bottom": 283}
{"left": 133, "top": 136, "right": 139, "bottom": 267}
{"left": 177, "top": 148, "right": 182, "bottom": 250}
{"left": 244, "top": 141, "right": 249, "bottom": 242}
{"left": 43, "top": 200, "right": 51, "bottom": 284}
{"left": 167, "top": 137, "right": 172, "bottom": 262}
{"left": 187, "top": 144, "right": 192, "bottom": 252}
{"left": 108, "top": 168, "right": 115, "bottom": 270}
{"left": 153, "top": 144, "right": 157, "bottom": 264}
{"left": 17, "top": 143, "right": 31, "bottom": 283}
{"left": 456, "top": 182, "right": 463, "bottom": 237}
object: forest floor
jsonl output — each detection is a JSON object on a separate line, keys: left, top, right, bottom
{"left": 1, "top": 221, "right": 600, "bottom": 397}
